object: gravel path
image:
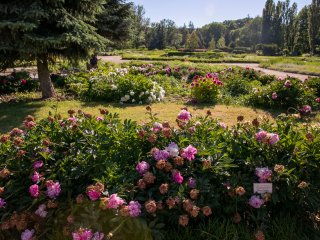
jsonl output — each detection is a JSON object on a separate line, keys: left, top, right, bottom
{"left": 100, "top": 56, "right": 313, "bottom": 81}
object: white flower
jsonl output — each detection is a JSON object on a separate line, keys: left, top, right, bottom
{"left": 111, "top": 85, "right": 117, "bottom": 90}
{"left": 132, "top": 99, "right": 135, "bottom": 103}
{"left": 139, "top": 101, "right": 142, "bottom": 104}
{"left": 124, "top": 95, "right": 130, "bottom": 100}
{"left": 145, "top": 90, "right": 149, "bottom": 95}
{"left": 130, "top": 91, "right": 135, "bottom": 96}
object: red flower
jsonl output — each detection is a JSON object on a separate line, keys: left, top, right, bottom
{"left": 21, "top": 79, "right": 27, "bottom": 85}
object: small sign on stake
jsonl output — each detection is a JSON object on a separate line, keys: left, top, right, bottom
{"left": 253, "top": 183, "right": 273, "bottom": 194}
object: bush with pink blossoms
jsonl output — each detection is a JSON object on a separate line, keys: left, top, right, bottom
{"left": 190, "top": 75, "right": 223, "bottom": 103}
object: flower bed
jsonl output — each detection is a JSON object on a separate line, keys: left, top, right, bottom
{"left": 0, "top": 71, "right": 38, "bottom": 94}
{"left": 0, "top": 107, "right": 319, "bottom": 239}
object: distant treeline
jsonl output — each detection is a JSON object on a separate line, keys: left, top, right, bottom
{"left": 104, "top": 0, "right": 320, "bottom": 55}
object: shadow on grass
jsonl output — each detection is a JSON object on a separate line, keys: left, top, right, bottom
{"left": 0, "top": 101, "right": 45, "bottom": 133}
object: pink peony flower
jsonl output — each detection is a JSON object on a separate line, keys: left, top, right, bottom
{"left": 272, "top": 92, "right": 278, "bottom": 100}
{"left": 46, "top": 180, "right": 61, "bottom": 199}
{"left": 178, "top": 110, "right": 191, "bottom": 121}
{"left": 316, "top": 98, "right": 320, "bottom": 103}
{"left": 96, "top": 116, "right": 104, "bottom": 121}
{"left": 72, "top": 229, "right": 93, "bottom": 240}
{"left": 21, "top": 229, "right": 35, "bottom": 240}
{"left": 35, "top": 204, "right": 48, "bottom": 218}
{"left": 128, "top": 201, "right": 142, "bottom": 217}
{"left": 0, "top": 198, "right": 6, "bottom": 208}
{"left": 136, "top": 161, "right": 150, "bottom": 175}
{"left": 181, "top": 145, "right": 197, "bottom": 161}
{"left": 219, "top": 122, "right": 227, "bottom": 129}
{"left": 165, "top": 142, "right": 179, "bottom": 157}
{"left": 24, "top": 121, "right": 36, "bottom": 129}
{"left": 256, "top": 167, "right": 272, "bottom": 183}
{"left": 107, "top": 194, "right": 124, "bottom": 209}
{"left": 152, "top": 122, "right": 163, "bottom": 133}
{"left": 172, "top": 171, "right": 184, "bottom": 184}
{"left": 255, "top": 131, "right": 267, "bottom": 142}
{"left": 87, "top": 189, "right": 101, "bottom": 201}
{"left": 29, "top": 184, "right": 40, "bottom": 198}
{"left": 31, "top": 171, "right": 41, "bottom": 183}
{"left": 33, "top": 161, "right": 43, "bottom": 169}
{"left": 284, "top": 80, "right": 292, "bottom": 88}
{"left": 68, "top": 116, "right": 78, "bottom": 123}
{"left": 300, "top": 105, "right": 312, "bottom": 114}
{"left": 188, "top": 177, "right": 196, "bottom": 188}
{"left": 249, "top": 195, "right": 264, "bottom": 208}
{"left": 267, "top": 133, "right": 279, "bottom": 145}
{"left": 153, "top": 149, "right": 170, "bottom": 161}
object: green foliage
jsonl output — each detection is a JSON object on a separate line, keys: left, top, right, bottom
{"left": 0, "top": 71, "right": 38, "bottom": 94}
{"left": 190, "top": 76, "right": 223, "bottom": 103}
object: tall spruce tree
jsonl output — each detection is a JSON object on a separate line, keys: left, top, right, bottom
{"left": 0, "top": 0, "right": 108, "bottom": 98}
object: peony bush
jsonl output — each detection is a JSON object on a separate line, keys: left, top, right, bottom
{"left": 0, "top": 108, "right": 319, "bottom": 239}
{"left": 0, "top": 71, "right": 38, "bottom": 94}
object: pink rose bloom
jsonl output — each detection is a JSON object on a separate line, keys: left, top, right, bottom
{"left": 272, "top": 92, "right": 278, "bottom": 100}
{"left": 267, "top": 133, "right": 279, "bottom": 145}
{"left": 256, "top": 167, "right": 272, "bottom": 183}
{"left": 181, "top": 145, "right": 197, "bottom": 161}
{"left": 72, "top": 229, "right": 93, "bottom": 240}
{"left": 255, "top": 131, "right": 268, "bottom": 142}
{"left": 172, "top": 171, "right": 184, "bottom": 184}
{"left": 96, "top": 116, "right": 104, "bottom": 121}
{"left": 284, "top": 80, "right": 292, "bottom": 88}
{"left": 136, "top": 161, "right": 150, "bottom": 175}
{"left": 249, "top": 195, "right": 264, "bottom": 208}
{"left": 46, "top": 180, "right": 61, "bottom": 199}
{"left": 178, "top": 110, "right": 191, "bottom": 121}
{"left": 188, "top": 177, "right": 196, "bottom": 188}
{"left": 153, "top": 149, "right": 170, "bottom": 161}
{"left": 21, "top": 229, "right": 35, "bottom": 240}
{"left": 0, "top": 198, "right": 6, "bottom": 208}
{"left": 128, "top": 201, "right": 142, "bottom": 217}
{"left": 152, "top": 122, "right": 163, "bottom": 133}
{"left": 33, "top": 160, "right": 43, "bottom": 169}
{"left": 29, "top": 184, "right": 40, "bottom": 198}
{"left": 35, "top": 204, "right": 48, "bottom": 218}
{"left": 316, "top": 98, "right": 320, "bottom": 103}
{"left": 107, "top": 194, "right": 124, "bottom": 209}
{"left": 32, "top": 171, "right": 41, "bottom": 183}
{"left": 87, "top": 189, "right": 101, "bottom": 201}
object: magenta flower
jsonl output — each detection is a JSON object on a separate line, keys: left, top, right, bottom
{"left": 35, "top": 204, "right": 48, "bottom": 218}
{"left": 21, "top": 79, "right": 27, "bottom": 85}
{"left": 172, "top": 171, "right": 184, "bottom": 184}
{"left": 92, "top": 232, "right": 105, "bottom": 240}
{"left": 72, "top": 229, "right": 93, "bottom": 240}
{"left": 181, "top": 145, "right": 197, "bottom": 161}
{"left": 31, "top": 171, "right": 41, "bottom": 183}
{"left": 206, "top": 73, "right": 213, "bottom": 78}
{"left": 29, "top": 184, "right": 40, "bottom": 198}
{"left": 267, "top": 133, "right": 279, "bottom": 145}
{"left": 165, "top": 142, "right": 179, "bottom": 157}
{"left": 21, "top": 229, "right": 35, "bottom": 240}
{"left": 0, "top": 198, "right": 6, "bottom": 208}
{"left": 153, "top": 149, "right": 170, "bottom": 161}
{"left": 96, "top": 116, "right": 104, "bottom": 121}
{"left": 87, "top": 189, "right": 101, "bottom": 201}
{"left": 188, "top": 177, "right": 196, "bottom": 188}
{"left": 249, "top": 195, "right": 264, "bottom": 208}
{"left": 107, "top": 194, "right": 124, "bottom": 209}
{"left": 316, "top": 98, "right": 320, "bottom": 103}
{"left": 136, "top": 161, "right": 150, "bottom": 175}
{"left": 46, "top": 180, "right": 61, "bottom": 199}
{"left": 128, "top": 201, "right": 142, "bottom": 217}
{"left": 272, "top": 92, "right": 278, "bottom": 100}
{"left": 300, "top": 105, "right": 312, "bottom": 114}
{"left": 284, "top": 80, "right": 292, "bottom": 88}
{"left": 33, "top": 160, "right": 43, "bottom": 169}
{"left": 256, "top": 167, "right": 272, "bottom": 183}
{"left": 255, "top": 131, "right": 268, "bottom": 142}
{"left": 178, "top": 110, "right": 191, "bottom": 121}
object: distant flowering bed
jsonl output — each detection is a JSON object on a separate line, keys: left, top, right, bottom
{"left": 0, "top": 108, "right": 319, "bottom": 240}
{"left": 0, "top": 71, "right": 38, "bottom": 94}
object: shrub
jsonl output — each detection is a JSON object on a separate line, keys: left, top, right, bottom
{"left": 256, "top": 44, "right": 279, "bottom": 56}
{"left": 0, "top": 71, "right": 38, "bottom": 94}
{"left": 306, "top": 77, "right": 320, "bottom": 97}
{"left": 190, "top": 75, "right": 223, "bottom": 103}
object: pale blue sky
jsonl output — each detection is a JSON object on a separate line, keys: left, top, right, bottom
{"left": 131, "top": 0, "right": 311, "bottom": 27}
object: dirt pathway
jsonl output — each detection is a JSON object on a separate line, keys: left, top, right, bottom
{"left": 100, "top": 56, "right": 313, "bottom": 81}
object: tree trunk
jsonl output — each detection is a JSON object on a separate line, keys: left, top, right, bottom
{"left": 37, "top": 56, "right": 55, "bottom": 99}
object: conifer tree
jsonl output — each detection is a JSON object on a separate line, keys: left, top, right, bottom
{"left": 0, "top": 0, "right": 108, "bottom": 98}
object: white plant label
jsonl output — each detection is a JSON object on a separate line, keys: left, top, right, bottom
{"left": 253, "top": 183, "right": 273, "bottom": 194}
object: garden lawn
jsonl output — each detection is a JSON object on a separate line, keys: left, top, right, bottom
{"left": 0, "top": 100, "right": 276, "bottom": 133}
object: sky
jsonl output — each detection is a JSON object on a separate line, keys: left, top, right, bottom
{"left": 130, "top": 0, "right": 312, "bottom": 27}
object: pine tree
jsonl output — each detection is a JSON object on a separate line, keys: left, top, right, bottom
{"left": 0, "top": 0, "right": 108, "bottom": 98}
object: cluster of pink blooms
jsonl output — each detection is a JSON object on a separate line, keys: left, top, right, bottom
{"left": 172, "top": 170, "right": 184, "bottom": 184}
{"left": 96, "top": 116, "right": 104, "bottom": 121}
{"left": 316, "top": 98, "right": 320, "bottom": 103}
{"left": 10, "top": 127, "right": 24, "bottom": 136}
{"left": 255, "top": 130, "right": 280, "bottom": 145}
{"left": 299, "top": 105, "right": 312, "bottom": 114}
{"left": 165, "top": 142, "right": 179, "bottom": 157}
{"left": 136, "top": 161, "right": 150, "bottom": 175}
{"left": 72, "top": 228, "right": 104, "bottom": 240}
{"left": 107, "top": 194, "right": 125, "bottom": 209}
{"left": 29, "top": 184, "right": 40, "bottom": 198}
{"left": 33, "top": 160, "right": 43, "bottom": 169}
{"left": 249, "top": 195, "right": 265, "bottom": 209}
{"left": 255, "top": 167, "right": 272, "bottom": 183}
{"left": 46, "top": 180, "right": 61, "bottom": 199}
{"left": 284, "top": 80, "right": 292, "bottom": 88}
{"left": 177, "top": 110, "right": 191, "bottom": 121}
{"left": 21, "top": 229, "right": 35, "bottom": 240}
{"left": 153, "top": 149, "right": 170, "bottom": 161}
{"left": 31, "top": 171, "right": 41, "bottom": 183}
{"left": 87, "top": 188, "right": 102, "bottom": 201}
{"left": 152, "top": 122, "right": 163, "bottom": 133}
{"left": 181, "top": 145, "right": 197, "bottom": 161}
{"left": 128, "top": 201, "right": 142, "bottom": 217}
{"left": 187, "top": 177, "right": 197, "bottom": 188}
{"left": 24, "top": 120, "right": 36, "bottom": 129}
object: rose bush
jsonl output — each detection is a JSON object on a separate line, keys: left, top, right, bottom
{"left": 0, "top": 107, "right": 319, "bottom": 239}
